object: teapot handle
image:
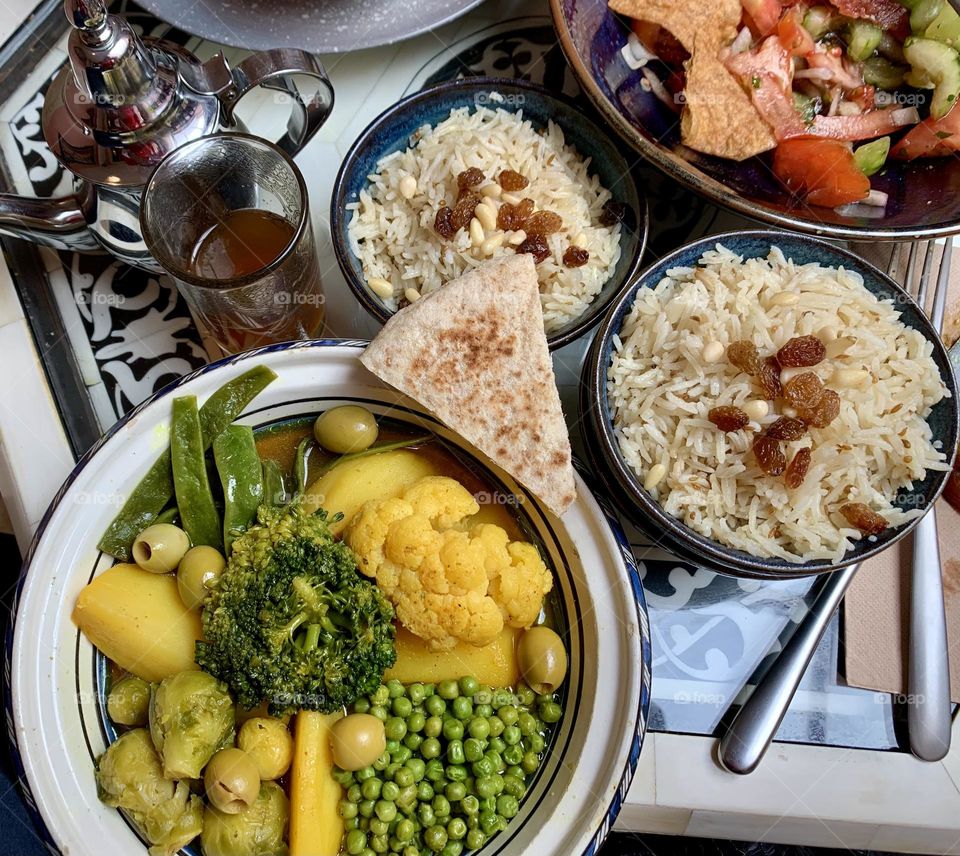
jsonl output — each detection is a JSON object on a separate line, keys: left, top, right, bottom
{"left": 183, "top": 50, "right": 334, "bottom": 156}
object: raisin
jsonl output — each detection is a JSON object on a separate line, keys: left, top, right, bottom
{"left": 496, "top": 197, "right": 536, "bottom": 232}
{"left": 600, "top": 200, "right": 634, "bottom": 228}
{"left": 708, "top": 406, "right": 749, "bottom": 432}
{"left": 524, "top": 210, "right": 564, "bottom": 236}
{"left": 450, "top": 191, "right": 482, "bottom": 231}
{"left": 456, "top": 167, "right": 485, "bottom": 191}
{"left": 563, "top": 246, "right": 590, "bottom": 267}
{"left": 784, "top": 447, "right": 812, "bottom": 489}
{"left": 498, "top": 169, "right": 529, "bottom": 191}
{"left": 783, "top": 372, "right": 824, "bottom": 409}
{"left": 758, "top": 357, "right": 783, "bottom": 400}
{"left": 840, "top": 502, "right": 888, "bottom": 535}
{"left": 777, "top": 335, "right": 826, "bottom": 368}
{"left": 797, "top": 389, "right": 840, "bottom": 429}
{"left": 727, "top": 340, "right": 761, "bottom": 375}
{"left": 516, "top": 233, "right": 550, "bottom": 263}
{"left": 753, "top": 435, "right": 786, "bottom": 476}
{"left": 434, "top": 206, "right": 456, "bottom": 239}
{"left": 766, "top": 417, "right": 807, "bottom": 441}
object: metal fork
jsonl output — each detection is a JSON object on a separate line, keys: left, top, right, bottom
{"left": 718, "top": 240, "right": 953, "bottom": 774}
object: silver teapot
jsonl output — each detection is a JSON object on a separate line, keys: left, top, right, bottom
{"left": 0, "top": 0, "right": 333, "bottom": 271}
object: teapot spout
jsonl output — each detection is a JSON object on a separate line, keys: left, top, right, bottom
{"left": 0, "top": 193, "right": 99, "bottom": 252}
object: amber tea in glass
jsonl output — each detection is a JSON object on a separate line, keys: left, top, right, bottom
{"left": 141, "top": 134, "right": 325, "bottom": 356}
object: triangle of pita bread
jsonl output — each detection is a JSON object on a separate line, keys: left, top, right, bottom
{"left": 360, "top": 255, "right": 577, "bottom": 517}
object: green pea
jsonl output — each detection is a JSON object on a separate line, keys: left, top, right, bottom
{"left": 515, "top": 684, "right": 535, "bottom": 706}
{"left": 447, "top": 740, "right": 465, "bottom": 765}
{"left": 353, "top": 697, "right": 371, "bottom": 714}
{"left": 369, "top": 818, "right": 389, "bottom": 836}
{"left": 518, "top": 712, "right": 538, "bottom": 736}
{"left": 452, "top": 697, "right": 472, "bottom": 720}
{"left": 488, "top": 737, "right": 506, "bottom": 753}
{"left": 467, "top": 718, "right": 490, "bottom": 740}
{"left": 492, "top": 689, "right": 514, "bottom": 708}
{"left": 498, "top": 706, "right": 519, "bottom": 726}
{"left": 419, "top": 804, "right": 436, "bottom": 827}
{"left": 466, "top": 829, "right": 486, "bottom": 850}
{"left": 503, "top": 725, "right": 522, "bottom": 746}
{"left": 458, "top": 676, "right": 480, "bottom": 697}
{"left": 359, "top": 799, "right": 376, "bottom": 818}
{"left": 339, "top": 799, "right": 359, "bottom": 819}
{"left": 401, "top": 847, "right": 419, "bottom": 856}
{"left": 479, "top": 811, "right": 500, "bottom": 835}
{"left": 406, "top": 758, "right": 426, "bottom": 781}
{"left": 370, "top": 704, "right": 389, "bottom": 721}
{"left": 497, "top": 792, "right": 520, "bottom": 819}
{"left": 540, "top": 701, "right": 562, "bottom": 723}
{"left": 424, "top": 825, "right": 448, "bottom": 852}
{"left": 521, "top": 751, "right": 540, "bottom": 775}
{"left": 421, "top": 738, "right": 441, "bottom": 760}
{"left": 333, "top": 768, "right": 355, "bottom": 786}
{"left": 426, "top": 696, "right": 446, "bottom": 717}
{"left": 526, "top": 733, "right": 545, "bottom": 754}
{"left": 461, "top": 795, "right": 480, "bottom": 815}
{"left": 417, "top": 782, "right": 435, "bottom": 801}
{"left": 503, "top": 774, "right": 526, "bottom": 798}
{"left": 361, "top": 778, "right": 382, "bottom": 800}
{"left": 348, "top": 784, "right": 363, "bottom": 803}
{"left": 370, "top": 833, "right": 389, "bottom": 853}
{"left": 346, "top": 828, "right": 367, "bottom": 854}
{"left": 438, "top": 680, "right": 460, "bottom": 700}
{"left": 476, "top": 776, "right": 498, "bottom": 799}
{"left": 426, "top": 759, "right": 445, "bottom": 782}
{"left": 446, "top": 764, "right": 467, "bottom": 782}
{"left": 384, "top": 763, "right": 402, "bottom": 781}
{"left": 371, "top": 686, "right": 390, "bottom": 706}
{"left": 440, "top": 843, "right": 463, "bottom": 856}
{"left": 463, "top": 738, "right": 485, "bottom": 763}
{"left": 472, "top": 757, "right": 494, "bottom": 778}
{"left": 381, "top": 780, "right": 400, "bottom": 801}
{"left": 442, "top": 719, "right": 464, "bottom": 741}
{"left": 373, "top": 752, "right": 390, "bottom": 771}
{"left": 445, "top": 781, "right": 466, "bottom": 802}
{"left": 386, "top": 679, "right": 404, "bottom": 699}
{"left": 394, "top": 766, "right": 415, "bottom": 788}
{"left": 479, "top": 796, "right": 497, "bottom": 814}
{"left": 474, "top": 687, "right": 493, "bottom": 706}
{"left": 424, "top": 716, "right": 443, "bottom": 738}
{"left": 407, "top": 710, "right": 425, "bottom": 732}
{"left": 503, "top": 744, "right": 523, "bottom": 766}
{"left": 395, "top": 818, "right": 415, "bottom": 842}
{"left": 432, "top": 794, "right": 451, "bottom": 818}
{"left": 375, "top": 800, "right": 397, "bottom": 822}
{"left": 344, "top": 816, "right": 359, "bottom": 831}
{"left": 385, "top": 717, "right": 407, "bottom": 741}
{"left": 404, "top": 732, "right": 423, "bottom": 751}
{"left": 448, "top": 817, "right": 468, "bottom": 840}
{"left": 392, "top": 696, "right": 413, "bottom": 718}
{"left": 474, "top": 703, "right": 493, "bottom": 718}
{"left": 393, "top": 745, "right": 412, "bottom": 764}
{"left": 356, "top": 766, "right": 376, "bottom": 782}
{"left": 487, "top": 716, "right": 505, "bottom": 738}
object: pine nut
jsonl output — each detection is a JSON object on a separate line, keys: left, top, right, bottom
{"left": 399, "top": 175, "right": 417, "bottom": 200}
{"left": 783, "top": 406, "right": 798, "bottom": 418}
{"left": 367, "top": 277, "right": 394, "bottom": 299}
{"left": 480, "top": 184, "right": 502, "bottom": 199}
{"left": 481, "top": 232, "right": 505, "bottom": 255}
{"left": 501, "top": 192, "right": 522, "bottom": 206}
{"left": 743, "top": 400, "right": 768, "bottom": 421}
{"left": 475, "top": 202, "right": 497, "bottom": 232}
{"left": 644, "top": 463, "right": 667, "bottom": 490}
{"left": 825, "top": 336, "right": 856, "bottom": 359}
{"left": 469, "top": 217, "right": 484, "bottom": 247}
{"left": 404, "top": 288, "right": 421, "bottom": 303}
{"left": 508, "top": 230, "right": 527, "bottom": 246}
{"left": 770, "top": 292, "right": 800, "bottom": 306}
{"left": 818, "top": 325, "right": 839, "bottom": 342}
{"left": 833, "top": 368, "right": 869, "bottom": 388}
{"left": 701, "top": 341, "right": 725, "bottom": 363}
{"left": 780, "top": 366, "right": 806, "bottom": 384}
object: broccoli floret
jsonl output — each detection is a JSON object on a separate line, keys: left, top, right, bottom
{"left": 196, "top": 502, "right": 396, "bottom": 715}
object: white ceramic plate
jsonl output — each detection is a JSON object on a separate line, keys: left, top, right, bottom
{"left": 7, "top": 341, "right": 651, "bottom": 856}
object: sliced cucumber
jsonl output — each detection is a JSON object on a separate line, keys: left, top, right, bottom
{"left": 912, "top": 0, "right": 944, "bottom": 34}
{"left": 904, "top": 36, "right": 960, "bottom": 118}
{"left": 793, "top": 92, "right": 818, "bottom": 124}
{"left": 925, "top": 2, "right": 960, "bottom": 47}
{"left": 804, "top": 5, "right": 842, "bottom": 39}
{"left": 848, "top": 20, "right": 883, "bottom": 60}
{"left": 864, "top": 56, "right": 908, "bottom": 88}
{"left": 854, "top": 137, "right": 891, "bottom": 176}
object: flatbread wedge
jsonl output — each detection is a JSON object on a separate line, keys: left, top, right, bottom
{"left": 360, "top": 255, "right": 577, "bottom": 516}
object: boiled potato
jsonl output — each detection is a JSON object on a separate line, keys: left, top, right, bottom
{"left": 386, "top": 625, "right": 520, "bottom": 687}
{"left": 72, "top": 563, "right": 202, "bottom": 683}
{"left": 289, "top": 711, "right": 343, "bottom": 856}
{"left": 303, "top": 449, "right": 438, "bottom": 534}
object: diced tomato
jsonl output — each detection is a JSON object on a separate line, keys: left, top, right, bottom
{"left": 778, "top": 6, "right": 815, "bottom": 56}
{"left": 825, "top": 0, "right": 907, "bottom": 31}
{"left": 742, "top": 0, "right": 783, "bottom": 35}
{"left": 773, "top": 139, "right": 870, "bottom": 206}
{"left": 891, "top": 107, "right": 960, "bottom": 159}
{"left": 629, "top": 18, "right": 690, "bottom": 65}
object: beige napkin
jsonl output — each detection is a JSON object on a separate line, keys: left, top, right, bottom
{"left": 842, "top": 240, "right": 960, "bottom": 701}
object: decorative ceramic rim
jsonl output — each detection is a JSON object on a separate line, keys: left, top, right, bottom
{"left": 329, "top": 76, "right": 650, "bottom": 351}
{"left": 548, "top": 0, "right": 960, "bottom": 242}
{"left": 5, "top": 339, "right": 651, "bottom": 856}
{"left": 582, "top": 230, "right": 960, "bottom": 580}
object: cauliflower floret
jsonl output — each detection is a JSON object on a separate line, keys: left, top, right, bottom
{"left": 345, "top": 476, "right": 554, "bottom": 651}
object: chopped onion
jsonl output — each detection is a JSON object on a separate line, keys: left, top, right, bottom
{"left": 862, "top": 189, "right": 889, "bottom": 207}
{"left": 838, "top": 101, "right": 862, "bottom": 116}
{"left": 794, "top": 67, "right": 834, "bottom": 80}
{"left": 622, "top": 32, "right": 656, "bottom": 70}
{"left": 642, "top": 67, "right": 680, "bottom": 112}
{"left": 730, "top": 26, "right": 753, "bottom": 56}
{"left": 891, "top": 106, "right": 921, "bottom": 126}
{"left": 834, "top": 190, "right": 888, "bottom": 216}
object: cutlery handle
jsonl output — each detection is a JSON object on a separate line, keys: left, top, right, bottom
{"left": 718, "top": 564, "right": 859, "bottom": 774}
{"left": 908, "top": 507, "right": 952, "bottom": 761}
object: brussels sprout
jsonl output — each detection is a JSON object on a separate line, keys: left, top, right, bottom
{"left": 96, "top": 729, "right": 203, "bottom": 856}
{"left": 107, "top": 676, "right": 153, "bottom": 726}
{"left": 237, "top": 717, "right": 293, "bottom": 780}
{"left": 201, "top": 781, "right": 289, "bottom": 856}
{"left": 149, "top": 670, "right": 235, "bottom": 779}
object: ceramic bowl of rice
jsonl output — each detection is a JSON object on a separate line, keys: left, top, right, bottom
{"left": 582, "top": 231, "right": 960, "bottom": 579}
{"left": 331, "top": 77, "right": 648, "bottom": 350}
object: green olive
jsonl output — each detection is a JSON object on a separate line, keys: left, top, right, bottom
{"left": 313, "top": 405, "right": 379, "bottom": 454}
{"left": 106, "top": 675, "right": 152, "bottom": 726}
{"left": 132, "top": 523, "right": 190, "bottom": 573}
{"left": 204, "top": 748, "right": 260, "bottom": 815}
{"left": 237, "top": 717, "right": 294, "bottom": 781}
{"left": 517, "top": 626, "right": 568, "bottom": 695}
{"left": 330, "top": 713, "right": 386, "bottom": 771}
{"left": 177, "top": 545, "right": 226, "bottom": 610}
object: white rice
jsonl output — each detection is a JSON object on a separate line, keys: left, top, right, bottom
{"left": 607, "top": 244, "right": 951, "bottom": 564}
{"left": 346, "top": 105, "right": 622, "bottom": 333}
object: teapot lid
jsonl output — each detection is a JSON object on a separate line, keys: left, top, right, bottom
{"left": 42, "top": 0, "right": 222, "bottom": 187}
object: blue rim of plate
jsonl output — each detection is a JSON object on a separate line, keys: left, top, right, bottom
{"left": 4, "top": 338, "right": 652, "bottom": 856}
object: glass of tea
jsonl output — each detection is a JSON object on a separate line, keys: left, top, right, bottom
{"left": 140, "top": 133, "right": 325, "bottom": 356}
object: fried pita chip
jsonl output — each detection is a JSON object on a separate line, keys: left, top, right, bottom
{"left": 360, "top": 255, "right": 577, "bottom": 517}
{"left": 609, "top": 0, "right": 776, "bottom": 159}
